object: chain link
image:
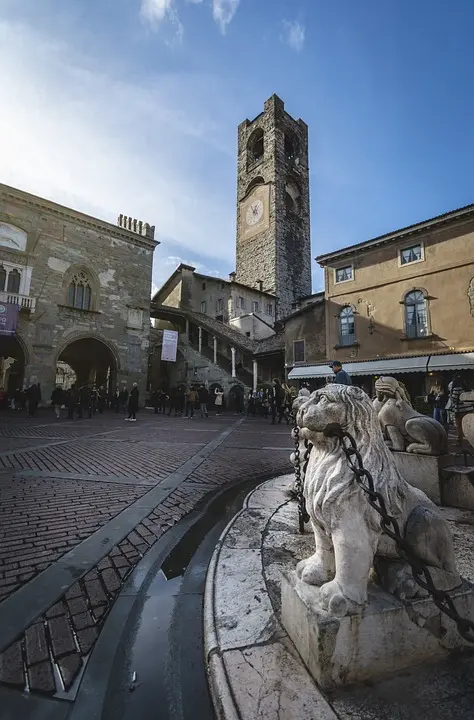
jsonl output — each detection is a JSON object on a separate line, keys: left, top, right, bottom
{"left": 322, "top": 422, "right": 474, "bottom": 643}
{"left": 292, "top": 415, "right": 310, "bottom": 533}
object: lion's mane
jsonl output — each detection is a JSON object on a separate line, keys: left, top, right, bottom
{"left": 298, "top": 384, "right": 407, "bottom": 531}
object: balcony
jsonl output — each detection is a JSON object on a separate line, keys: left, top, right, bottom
{"left": 0, "top": 291, "right": 36, "bottom": 312}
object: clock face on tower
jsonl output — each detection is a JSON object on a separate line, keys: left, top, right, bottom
{"left": 246, "top": 199, "right": 264, "bottom": 226}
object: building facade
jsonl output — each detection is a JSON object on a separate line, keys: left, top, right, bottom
{"left": 235, "top": 94, "right": 312, "bottom": 319}
{"left": 299, "top": 205, "right": 474, "bottom": 398}
{"left": 0, "top": 184, "right": 157, "bottom": 402}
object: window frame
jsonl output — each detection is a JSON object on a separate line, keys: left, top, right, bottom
{"left": 216, "top": 298, "right": 224, "bottom": 312}
{"left": 398, "top": 242, "right": 425, "bottom": 268}
{"left": 200, "top": 300, "right": 207, "bottom": 314}
{"left": 293, "top": 339, "right": 305, "bottom": 364}
{"left": 237, "top": 296, "right": 246, "bottom": 310}
{"left": 252, "top": 300, "right": 259, "bottom": 313}
{"left": 265, "top": 302, "right": 274, "bottom": 316}
{"left": 338, "top": 305, "right": 356, "bottom": 346}
{"left": 403, "top": 289, "right": 430, "bottom": 339}
{"left": 334, "top": 265, "right": 354, "bottom": 285}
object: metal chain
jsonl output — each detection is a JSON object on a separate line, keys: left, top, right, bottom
{"left": 323, "top": 422, "right": 474, "bottom": 643}
{"left": 292, "top": 415, "right": 310, "bottom": 533}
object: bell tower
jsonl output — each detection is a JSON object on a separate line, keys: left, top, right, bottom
{"left": 235, "top": 95, "right": 312, "bottom": 319}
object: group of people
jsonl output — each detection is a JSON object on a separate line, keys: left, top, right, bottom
{"left": 0, "top": 383, "right": 43, "bottom": 416}
{"left": 50, "top": 383, "right": 140, "bottom": 421}
{"left": 428, "top": 375, "right": 474, "bottom": 445}
{"left": 150, "top": 385, "right": 225, "bottom": 418}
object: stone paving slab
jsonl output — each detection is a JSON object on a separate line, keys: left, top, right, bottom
{"left": 0, "top": 409, "right": 293, "bottom": 703}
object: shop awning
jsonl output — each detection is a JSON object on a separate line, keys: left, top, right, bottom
{"left": 288, "top": 355, "right": 430, "bottom": 380}
{"left": 427, "top": 353, "right": 474, "bottom": 372}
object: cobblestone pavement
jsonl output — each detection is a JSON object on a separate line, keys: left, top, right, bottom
{"left": 0, "top": 408, "right": 292, "bottom": 699}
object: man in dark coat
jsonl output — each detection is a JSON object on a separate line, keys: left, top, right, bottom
{"left": 127, "top": 383, "right": 139, "bottom": 421}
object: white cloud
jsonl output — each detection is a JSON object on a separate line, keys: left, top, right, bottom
{"left": 0, "top": 19, "right": 240, "bottom": 289}
{"left": 281, "top": 19, "right": 305, "bottom": 53}
{"left": 212, "top": 0, "right": 240, "bottom": 33}
{"left": 140, "top": 0, "right": 184, "bottom": 41}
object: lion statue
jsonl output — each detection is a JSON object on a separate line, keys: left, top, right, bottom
{"left": 374, "top": 376, "right": 447, "bottom": 455}
{"left": 295, "top": 384, "right": 460, "bottom": 617}
{"left": 287, "top": 388, "right": 312, "bottom": 499}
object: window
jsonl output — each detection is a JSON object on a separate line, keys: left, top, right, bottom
{"left": 339, "top": 306, "right": 356, "bottom": 346}
{"left": 237, "top": 296, "right": 245, "bottom": 310}
{"left": 67, "top": 271, "right": 92, "bottom": 311}
{"left": 335, "top": 266, "right": 353, "bottom": 284}
{"left": 216, "top": 298, "right": 223, "bottom": 312}
{"left": 285, "top": 134, "right": 298, "bottom": 162}
{"left": 247, "top": 128, "right": 264, "bottom": 166}
{"left": 404, "top": 290, "right": 429, "bottom": 338}
{"left": 0, "top": 267, "right": 6, "bottom": 292}
{"left": 400, "top": 244, "right": 423, "bottom": 266}
{"left": 6, "top": 269, "right": 21, "bottom": 294}
{"left": 202, "top": 281, "right": 206, "bottom": 290}
{"left": 200, "top": 301, "right": 207, "bottom": 313}
{"left": 265, "top": 302, "right": 273, "bottom": 316}
{"left": 245, "top": 331, "right": 251, "bottom": 337}
{"left": 294, "top": 340, "right": 305, "bottom": 363}
{"left": 252, "top": 301, "right": 259, "bottom": 313}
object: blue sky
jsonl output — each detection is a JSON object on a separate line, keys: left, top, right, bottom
{"left": 1, "top": 0, "right": 474, "bottom": 294}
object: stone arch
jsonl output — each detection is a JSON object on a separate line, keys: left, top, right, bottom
{"left": 244, "top": 176, "right": 265, "bottom": 198}
{"left": 55, "top": 333, "right": 120, "bottom": 391}
{"left": 285, "top": 178, "right": 301, "bottom": 213}
{"left": 62, "top": 264, "right": 100, "bottom": 312}
{"left": 247, "top": 127, "right": 264, "bottom": 167}
{"left": 0, "top": 332, "right": 29, "bottom": 393}
{"left": 468, "top": 277, "right": 474, "bottom": 317}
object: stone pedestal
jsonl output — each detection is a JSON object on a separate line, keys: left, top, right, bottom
{"left": 281, "top": 570, "right": 474, "bottom": 690}
{"left": 441, "top": 466, "right": 474, "bottom": 511}
{"left": 392, "top": 452, "right": 450, "bottom": 505}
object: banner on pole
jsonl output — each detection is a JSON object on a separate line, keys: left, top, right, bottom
{"left": 0, "top": 303, "right": 19, "bottom": 336}
{"left": 161, "top": 329, "right": 179, "bottom": 362}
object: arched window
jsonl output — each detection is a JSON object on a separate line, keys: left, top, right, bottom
{"left": 339, "top": 306, "right": 356, "bottom": 346}
{"left": 0, "top": 267, "right": 6, "bottom": 292}
{"left": 404, "top": 290, "right": 429, "bottom": 338}
{"left": 284, "top": 133, "right": 298, "bottom": 162}
{"left": 285, "top": 179, "right": 301, "bottom": 214}
{"left": 6, "top": 269, "right": 21, "bottom": 294}
{"left": 245, "top": 176, "right": 264, "bottom": 196}
{"left": 247, "top": 128, "right": 264, "bottom": 167}
{"left": 67, "top": 271, "right": 92, "bottom": 311}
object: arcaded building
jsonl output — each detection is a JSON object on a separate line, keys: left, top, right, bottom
{"left": 0, "top": 183, "right": 157, "bottom": 402}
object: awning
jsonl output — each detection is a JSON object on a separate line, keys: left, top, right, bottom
{"left": 288, "top": 355, "right": 430, "bottom": 380}
{"left": 427, "top": 352, "right": 474, "bottom": 372}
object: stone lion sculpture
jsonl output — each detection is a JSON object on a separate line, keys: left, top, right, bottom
{"left": 287, "top": 388, "right": 312, "bottom": 499}
{"left": 295, "top": 384, "right": 460, "bottom": 617}
{"left": 374, "top": 376, "right": 447, "bottom": 455}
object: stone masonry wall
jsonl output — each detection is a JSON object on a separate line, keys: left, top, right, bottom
{"left": 0, "top": 184, "right": 157, "bottom": 403}
{"left": 235, "top": 95, "right": 312, "bottom": 320}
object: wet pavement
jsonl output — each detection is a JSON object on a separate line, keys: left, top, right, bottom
{"left": 0, "top": 408, "right": 292, "bottom": 718}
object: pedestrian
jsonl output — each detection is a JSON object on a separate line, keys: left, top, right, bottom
{"left": 428, "top": 383, "right": 448, "bottom": 426}
{"left": 119, "top": 386, "right": 128, "bottom": 412}
{"left": 247, "top": 390, "right": 256, "bottom": 416}
{"left": 51, "top": 385, "right": 64, "bottom": 419}
{"left": 78, "top": 385, "right": 90, "bottom": 419}
{"left": 449, "top": 375, "right": 474, "bottom": 445}
{"left": 98, "top": 386, "right": 107, "bottom": 414}
{"left": 113, "top": 385, "right": 121, "bottom": 412}
{"left": 167, "top": 386, "right": 178, "bottom": 416}
{"left": 176, "top": 385, "right": 185, "bottom": 416}
{"left": 127, "top": 382, "right": 139, "bottom": 421}
{"left": 329, "top": 361, "right": 352, "bottom": 386}
{"left": 159, "top": 388, "right": 168, "bottom": 414}
{"left": 67, "top": 384, "right": 79, "bottom": 420}
{"left": 271, "top": 378, "right": 285, "bottom": 425}
{"left": 199, "top": 385, "right": 209, "bottom": 418}
{"left": 214, "top": 388, "right": 224, "bottom": 416}
{"left": 27, "top": 383, "right": 40, "bottom": 417}
{"left": 187, "top": 386, "right": 199, "bottom": 419}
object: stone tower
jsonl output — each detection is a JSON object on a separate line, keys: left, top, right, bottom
{"left": 235, "top": 94, "right": 312, "bottom": 320}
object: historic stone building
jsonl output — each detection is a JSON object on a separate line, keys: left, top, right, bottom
{"left": 289, "top": 205, "right": 474, "bottom": 399}
{"left": 235, "top": 94, "right": 312, "bottom": 320}
{"left": 0, "top": 183, "right": 157, "bottom": 402}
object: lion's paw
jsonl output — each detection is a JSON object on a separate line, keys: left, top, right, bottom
{"left": 298, "top": 560, "right": 334, "bottom": 586}
{"left": 318, "top": 580, "right": 349, "bottom": 617}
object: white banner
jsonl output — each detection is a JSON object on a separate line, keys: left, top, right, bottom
{"left": 161, "top": 329, "right": 179, "bottom": 362}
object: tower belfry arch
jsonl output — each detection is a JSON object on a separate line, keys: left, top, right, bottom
{"left": 235, "top": 94, "right": 312, "bottom": 320}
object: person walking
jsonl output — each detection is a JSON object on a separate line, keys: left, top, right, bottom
{"left": 428, "top": 383, "right": 448, "bottom": 426}
{"left": 119, "top": 386, "right": 129, "bottom": 413}
{"left": 98, "top": 386, "right": 107, "bottom": 414}
{"left": 51, "top": 385, "right": 64, "bottom": 419}
{"left": 271, "top": 378, "right": 285, "bottom": 425}
{"left": 329, "top": 361, "right": 352, "bottom": 385}
{"left": 449, "top": 375, "right": 474, "bottom": 445}
{"left": 214, "top": 388, "right": 224, "bottom": 416}
{"left": 167, "top": 386, "right": 178, "bottom": 416}
{"left": 247, "top": 390, "right": 256, "bottom": 417}
{"left": 199, "top": 385, "right": 209, "bottom": 418}
{"left": 187, "top": 386, "right": 199, "bottom": 419}
{"left": 27, "top": 383, "right": 40, "bottom": 417}
{"left": 127, "top": 383, "right": 139, "bottom": 422}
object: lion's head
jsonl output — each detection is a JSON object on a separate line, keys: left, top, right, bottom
{"left": 296, "top": 384, "right": 381, "bottom": 447}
